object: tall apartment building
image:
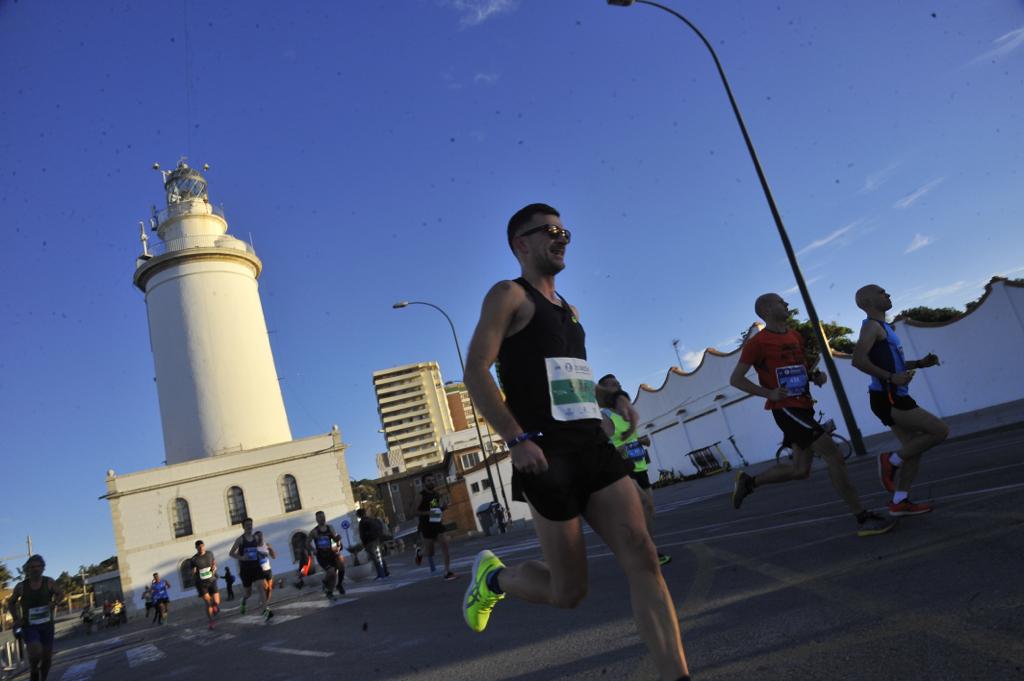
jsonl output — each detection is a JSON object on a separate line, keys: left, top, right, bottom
{"left": 444, "top": 382, "right": 484, "bottom": 432}
{"left": 373, "top": 361, "right": 454, "bottom": 472}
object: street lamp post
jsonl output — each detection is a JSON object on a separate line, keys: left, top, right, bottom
{"left": 607, "top": 0, "right": 867, "bottom": 457}
{"left": 392, "top": 301, "right": 511, "bottom": 524}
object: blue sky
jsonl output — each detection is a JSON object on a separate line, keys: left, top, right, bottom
{"left": 2, "top": 0, "right": 1022, "bottom": 577}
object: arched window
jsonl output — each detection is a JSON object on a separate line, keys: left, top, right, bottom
{"left": 179, "top": 558, "right": 195, "bottom": 589}
{"left": 290, "top": 532, "right": 309, "bottom": 562}
{"left": 280, "top": 474, "right": 301, "bottom": 512}
{"left": 172, "top": 498, "right": 193, "bottom": 538}
{"left": 227, "top": 486, "right": 247, "bottom": 525}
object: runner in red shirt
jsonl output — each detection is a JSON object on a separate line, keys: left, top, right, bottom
{"left": 728, "top": 293, "right": 894, "bottom": 537}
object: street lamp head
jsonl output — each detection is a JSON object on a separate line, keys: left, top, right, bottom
{"left": 607, "top": 0, "right": 635, "bottom": 6}
{"left": 392, "top": 301, "right": 409, "bottom": 309}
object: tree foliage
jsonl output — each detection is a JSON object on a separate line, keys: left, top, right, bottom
{"left": 350, "top": 479, "right": 388, "bottom": 524}
{"left": 894, "top": 306, "right": 961, "bottom": 323}
{"left": 0, "top": 562, "right": 12, "bottom": 590}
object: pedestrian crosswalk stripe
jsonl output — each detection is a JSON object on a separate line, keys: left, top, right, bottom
{"left": 259, "top": 645, "right": 334, "bottom": 658}
{"left": 179, "top": 627, "right": 236, "bottom": 646}
{"left": 59, "top": 659, "right": 98, "bottom": 681}
{"left": 125, "top": 643, "right": 165, "bottom": 668}
{"left": 274, "top": 598, "right": 356, "bottom": 610}
{"left": 231, "top": 614, "right": 301, "bottom": 625}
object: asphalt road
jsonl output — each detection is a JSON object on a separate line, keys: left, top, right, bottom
{"left": 20, "top": 425, "right": 1024, "bottom": 681}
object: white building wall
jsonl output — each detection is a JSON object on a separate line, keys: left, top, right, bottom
{"left": 634, "top": 280, "right": 1024, "bottom": 474}
{"left": 106, "top": 432, "right": 353, "bottom": 612}
{"left": 462, "top": 456, "right": 531, "bottom": 530}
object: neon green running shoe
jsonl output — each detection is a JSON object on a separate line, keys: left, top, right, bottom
{"left": 463, "top": 549, "right": 505, "bottom": 633}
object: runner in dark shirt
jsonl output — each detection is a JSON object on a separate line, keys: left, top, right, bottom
{"left": 7, "top": 555, "right": 62, "bottom": 681}
{"left": 462, "top": 203, "right": 690, "bottom": 681}
{"left": 416, "top": 475, "right": 456, "bottom": 580}
{"left": 189, "top": 540, "right": 220, "bottom": 629}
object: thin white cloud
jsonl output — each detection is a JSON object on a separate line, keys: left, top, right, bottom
{"left": 783, "top": 276, "right": 822, "bottom": 294}
{"left": 918, "top": 280, "right": 968, "bottom": 301}
{"left": 905, "top": 233, "right": 934, "bottom": 253}
{"left": 860, "top": 162, "right": 899, "bottom": 194}
{"left": 445, "top": 0, "right": 518, "bottom": 27}
{"left": 893, "top": 178, "right": 944, "bottom": 210}
{"left": 970, "top": 26, "right": 1024, "bottom": 64}
{"left": 796, "top": 224, "right": 855, "bottom": 256}
{"left": 473, "top": 72, "right": 499, "bottom": 84}
{"left": 679, "top": 350, "right": 704, "bottom": 371}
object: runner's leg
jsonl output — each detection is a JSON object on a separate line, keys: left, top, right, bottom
{"left": 584, "top": 476, "right": 688, "bottom": 681}
{"left": 493, "top": 507, "right": 588, "bottom": 607}
{"left": 438, "top": 534, "right": 452, "bottom": 574}
{"left": 890, "top": 408, "right": 948, "bottom": 491}
{"left": 812, "top": 433, "right": 863, "bottom": 514}
{"left": 752, "top": 443, "right": 814, "bottom": 485}
{"left": 423, "top": 538, "right": 437, "bottom": 572}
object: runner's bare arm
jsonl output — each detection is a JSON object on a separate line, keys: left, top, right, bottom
{"left": 615, "top": 393, "right": 640, "bottom": 440}
{"left": 465, "top": 280, "right": 549, "bottom": 474}
{"left": 464, "top": 281, "right": 528, "bottom": 441}
{"left": 7, "top": 584, "right": 21, "bottom": 624}
{"left": 730, "top": 360, "right": 786, "bottom": 401}
{"left": 267, "top": 545, "right": 276, "bottom": 560}
{"left": 229, "top": 536, "right": 242, "bottom": 560}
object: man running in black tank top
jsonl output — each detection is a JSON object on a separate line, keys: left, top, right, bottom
{"left": 462, "top": 204, "right": 691, "bottom": 681}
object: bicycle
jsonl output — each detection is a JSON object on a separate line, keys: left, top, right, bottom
{"left": 774, "top": 410, "right": 852, "bottom": 462}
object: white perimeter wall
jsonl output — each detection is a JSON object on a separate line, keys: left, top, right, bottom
{"left": 634, "top": 280, "right": 1024, "bottom": 476}
{"left": 463, "top": 456, "right": 533, "bottom": 529}
{"left": 106, "top": 432, "right": 354, "bottom": 611}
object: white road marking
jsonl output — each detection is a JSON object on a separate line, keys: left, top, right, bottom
{"left": 179, "top": 627, "right": 236, "bottom": 646}
{"left": 231, "top": 614, "right": 301, "bottom": 625}
{"left": 59, "top": 659, "right": 98, "bottom": 681}
{"left": 274, "top": 598, "right": 356, "bottom": 610}
{"left": 259, "top": 645, "right": 334, "bottom": 658}
{"left": 125, "top": 643, "right": 166, "bottom": 668}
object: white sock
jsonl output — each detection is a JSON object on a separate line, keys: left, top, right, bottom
{"left": 889, "top": 452, "right": 903, "bottom": 467}
{"left": 892, "top": 491, "right": 908, "bottom": 504}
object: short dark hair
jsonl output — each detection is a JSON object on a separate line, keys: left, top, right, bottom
{"left": 194, "top": 539, "right": 204, "bottom": 548}
{"left": 598, "top": 374, "right": 617, "bottom": 384}
{"left": 243, "top": 517, "right": 253, "bottom": 524}
{"left": 355, "top": 509, "right": 366, "bottom": 518}
{"left": 507, "top": 203, "right": 560, "bottom": 250}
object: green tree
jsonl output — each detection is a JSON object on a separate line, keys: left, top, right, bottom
{"left": 0, "top": 562, "right": 12, "bottom": 590}
{"left": 894, "top": 306, "right": 961, "bottom": 323}
{"left": 350, "top": 479, "right": 388, "bottom": 524}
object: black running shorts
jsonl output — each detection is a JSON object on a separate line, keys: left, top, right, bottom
{"left": 315, "top": 550, "right": 341, "bottom": 571}
{"left": 418, "top": 522, "right": 445, "bottom": 540}
{"left": 772, "top": 407, "right": 825, "bottom": 450}
{"left": 195, "top": 579, "right": 218, "bottom": 598}
{"left": 629, "top": 468, "right": 652, "bottom": 490}
{"left": 511, "top": 426, "right": 632, "bottom": 521}
{"left": 869, "top": 390, "right": 919, "bottom": 426}
{"left": 239, "top": 563, "right": 263, "bottom": 588}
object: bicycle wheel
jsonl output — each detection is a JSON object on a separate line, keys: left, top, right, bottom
{"left": 775, "top": 443, "right": 794, "bottom": 463}
{"left": 832, "top": 434, "right": 852, "bottom": 460}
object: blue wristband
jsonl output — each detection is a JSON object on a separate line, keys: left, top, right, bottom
{"left": 506, "top": 432, "right": 542, "bottom": 448}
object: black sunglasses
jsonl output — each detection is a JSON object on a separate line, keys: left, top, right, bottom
{"left": 516, "top": 224, "right": 571, "bottom": 243}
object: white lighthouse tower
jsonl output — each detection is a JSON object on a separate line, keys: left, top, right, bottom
{"left": 134, "top": 160, "right": 292, "bottom": 463}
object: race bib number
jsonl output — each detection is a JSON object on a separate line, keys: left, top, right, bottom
{"left": 545, "top": 357, "right": 601, "bottom": 422}
{"left": 316, "top": 536, "right": 332, "bottom": 549}
{"left": 429, "top": 507, "right": 443, "bottom": 524}
{"left": 775, "top": 365, "right": 808, "bottom": 396}
{"left": 28, "top": 605, "right": 50, "bottom": 625}
{"left": 198, "top": 567, "right": 213, "bottom": 581}
{"left": 624, "top": 441, "right": 646, "bottom": 460}
{"left": 244, "top": 547, "right": 259, "bottom": 561}
{"left": 259, "top": 556, "right": 272, "bottom": 571}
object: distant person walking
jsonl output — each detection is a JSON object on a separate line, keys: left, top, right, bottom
{"left": 142, "top": 585, "right": 154, "bottom": 619}
{"left": 853, "top": 284, "right": 949, "bottom": 515}
{"left": 7, "top": 554, "right": 63, "bottom": 681}
{"left": 357, "top": 508, "right": 389, "bottom": 579}
{"left": 221, "top": 567, "right": 235, "bottom": 601}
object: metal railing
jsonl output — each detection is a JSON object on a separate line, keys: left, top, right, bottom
{"left": 146, "top": 233, "right": 256, "bottom": 258}
{"left": 151, "top": 200, "right": 226, "bottom": 227}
